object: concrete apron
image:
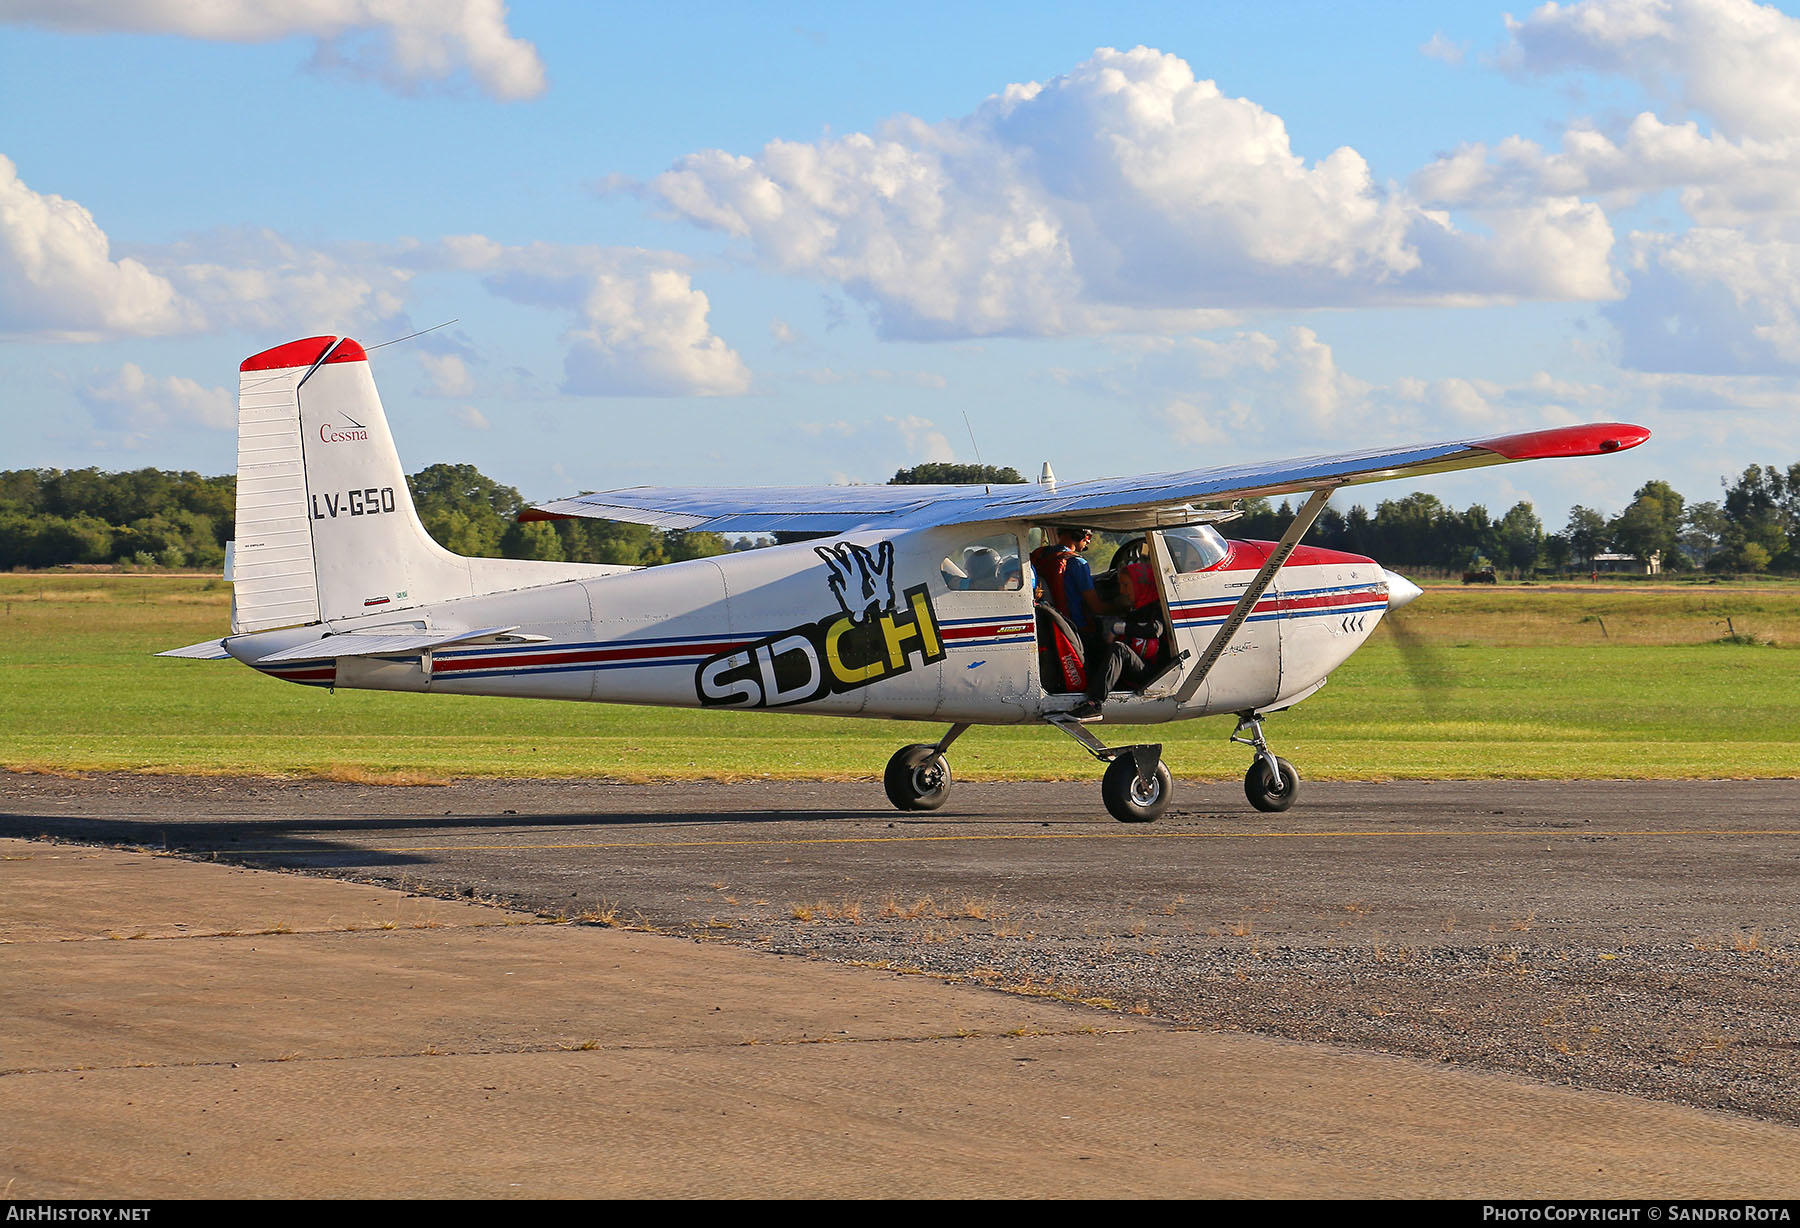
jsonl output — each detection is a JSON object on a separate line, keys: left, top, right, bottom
{"left": 4, "top": 839, "right": 1797, "bottom": 1199}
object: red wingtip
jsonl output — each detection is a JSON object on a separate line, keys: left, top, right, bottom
{"left": 1473, "top": 423, "right": 1651, "bottom": 461}
{"left": 516, "top": 508, "right": 573, "bottom": 523}
{"left": 240, "top": 336, "right": 368, "bottom": 373}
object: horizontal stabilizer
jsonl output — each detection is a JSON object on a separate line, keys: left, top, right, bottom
{"left": 253, "top": 625, "right": 531, "bottom": 664}
{"left": 156, "top": 638, "right": 232, "bottom": 660}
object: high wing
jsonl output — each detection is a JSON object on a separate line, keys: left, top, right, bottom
{"left": 523, "top": 423, "right": 1651, "bottom": 534}
{"left": 522, "top": 482, "right": 980, "bottom": 535}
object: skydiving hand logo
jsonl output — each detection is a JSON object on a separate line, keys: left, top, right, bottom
{"left": 815, "top": 541, "right": 896, "bottom": 622}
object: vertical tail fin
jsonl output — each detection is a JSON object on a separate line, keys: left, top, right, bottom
{"left": 231, "top": 336, "right": 540, "bottom": 634}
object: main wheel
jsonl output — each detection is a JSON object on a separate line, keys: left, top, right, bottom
{"left": 1244, "top": 756, "right": 1299, "bottom": 813}
{"left": 1102, "top": 756, "right": 1172, "bottom": 823}
{"left": 884, "top": 744, "right": 953, "bottom": 811}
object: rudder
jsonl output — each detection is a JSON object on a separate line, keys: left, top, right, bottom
{"left": 231, "top": 335, "right": 547, "bottom": 633}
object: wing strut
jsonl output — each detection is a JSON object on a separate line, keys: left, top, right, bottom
{"left": 1174, "top": 486, "right": 1336, "bottom": 705}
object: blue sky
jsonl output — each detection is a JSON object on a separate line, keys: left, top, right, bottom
{"left": 4, "top": 0, "right": 1799, "bottom": 531}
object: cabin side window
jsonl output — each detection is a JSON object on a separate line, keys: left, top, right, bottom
{"left": 940, "top": 533, "right": 1023, "bottom": 591}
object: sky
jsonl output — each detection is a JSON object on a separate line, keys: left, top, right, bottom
{"left": 4, "top": 0, "right": 1800, "bottom": 531}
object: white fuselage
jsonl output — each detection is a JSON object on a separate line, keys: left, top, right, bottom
{"left": 230, "top": 522, "right": 1393, "bottom": 727}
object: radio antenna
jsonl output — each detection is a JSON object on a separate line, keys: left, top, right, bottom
{"left": 962, "top": 411, "right": 985, "bottom": 468}
{"left": 365, "top": 318, "right": 460, "bottom": 354}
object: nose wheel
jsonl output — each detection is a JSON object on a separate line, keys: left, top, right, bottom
{"left": 1233, "top": 714, "right": 1299, "bottom": 813}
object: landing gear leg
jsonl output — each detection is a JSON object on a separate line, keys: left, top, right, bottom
{"left": 1233, "top": 713, "right": 1299, "bottom": 813}
{"left": 1045, "top": 714, "right": 1172, "bottom": 823}
{"left": 883, "top": 723, "right": 968, "bottom": 812}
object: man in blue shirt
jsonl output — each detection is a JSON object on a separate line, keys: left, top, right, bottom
{"left": 1031, "top": 526, "right": 1106, "bottom": 632}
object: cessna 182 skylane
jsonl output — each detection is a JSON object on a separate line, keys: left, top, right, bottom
{"left": 164, "top": 335, "right": 1649, "bottom": 822}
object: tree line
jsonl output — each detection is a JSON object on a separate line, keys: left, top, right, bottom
{"left": 1239, "top": 464, "right": 1800, "bottom": 575}
{"left": 0, "top": 464, "right": 735, "bottom": 572}
{"left": 2, "top": 459, "right": 1795, "bottom": 575}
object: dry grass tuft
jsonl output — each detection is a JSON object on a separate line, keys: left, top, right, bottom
{"left": 315, "top": 765, "right": 451, "bottom": 787}
{"left": 1729, "top": 928, "right": 1764, "bottom": 952}
{"left": 577, "top": 899, "right": 623, "bottom": 927}
{"left": 789, "top": 899, "right": 864, "bottom": 923}
{"left": 880, "top": 895, "right": 937, "bottom": 920}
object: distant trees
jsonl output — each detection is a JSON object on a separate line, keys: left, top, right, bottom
{"left": 0, "top": 464, "right": 724, "bottom": 571}
{"left": 1563, "top": 506, "right": 1610, "bottom": 567}
{"left": 405, "top": 464, "right": 728, "bottom": 567}
{"left": 1237, "top": 493, "right": 1547, "bottom": 575}
{"left": 0, "top": 468, "right": 233, "bottom": 570}
{"left": 1711, "top": 463, "right": 1799, "bottom": 572}
{"left": 1607, "top": 480, "right": 1685, "bottom": 569}
{"left": 890, "top": 462, "right": 1025, "bottom": 485}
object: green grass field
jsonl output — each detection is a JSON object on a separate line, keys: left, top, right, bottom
{"left": 2, "top": 573, "right": 1796, "bottom": 782}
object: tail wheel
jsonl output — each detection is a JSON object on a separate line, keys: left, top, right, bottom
{"left": 1102, "top": 756, "right": 1172, "bottom": 823}
{"left": 1244, "top": 757, "right": 1299, "bottom": 813}
{"left": 884, "top": 744, "right": 952, "bottom": 811}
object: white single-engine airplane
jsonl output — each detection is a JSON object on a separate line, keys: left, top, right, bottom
{"left": 164, "top": 335, "right": 1649, "bottom": 821}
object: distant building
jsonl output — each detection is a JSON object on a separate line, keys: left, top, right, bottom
{"left": 1590, "top": 551, "right": 1661, "bottom": 576}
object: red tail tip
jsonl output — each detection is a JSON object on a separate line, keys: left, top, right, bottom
{"left": 240, "top": 336, "right": 368, "bottom": 373}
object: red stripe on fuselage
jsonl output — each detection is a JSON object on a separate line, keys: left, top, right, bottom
{"left": 430, "top": 639, "right": 749, "bottom": 675}
{"left": 1173, "top": 586, "right": 1387, "bottom": 624}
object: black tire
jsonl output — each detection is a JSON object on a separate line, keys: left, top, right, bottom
{"left": 884, "top": 744, "right": 952, "bottom": 811}
{"left": 1244, "top": 756, "right": 1299, "bottom": 813}
{"left": 1102, "top": 756, "right": 1172, "bottom": 823}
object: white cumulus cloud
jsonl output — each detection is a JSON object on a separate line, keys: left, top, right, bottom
{"left": 78, "top": 362, "right": 234, "bottom": 447}
{"left": 417, "top": 351, "right": 475, "bottom": 397}
{"left": 649, "top": 46, "right": 1619, "bottom": 340}
{"left": 1411, "top": 1, "right": 1800, "bottom": 372}
{"left": 799, "top": 414, "right": 956, "bottom": 478}
{"left": 1, "top": 162, "right": 415, "bottom": 342}
{"left": 1607, "top": 228, "right": 1800, "bottom": 372}
{"left": 0, "top": 155, "right": 191, "bottom": 339}
{"left": 0, "top": 0, "right": 546, "bottom": 100}
{"left": 435, "top": 238, "right": 751, "bottom": 396}
{"left": 1504, "top": 0, "right": 1800, "bottom": 142}
{"left": 153, "top": 228, "right": 414, "bottom": 335}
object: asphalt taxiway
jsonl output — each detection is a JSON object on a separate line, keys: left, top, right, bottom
{"left": 4, "top": 773, "right": 1799, "bottom": 1197}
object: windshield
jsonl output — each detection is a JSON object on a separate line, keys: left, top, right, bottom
{"left": 1164, "top": 524, "right": 1230, "bottom": 573}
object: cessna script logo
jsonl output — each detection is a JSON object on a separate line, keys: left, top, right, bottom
{"left": 695, "top": 541, "right": 945, "bottom": 708}
{"left": 318, "top": 412, "right": 369, "bottom": 444}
